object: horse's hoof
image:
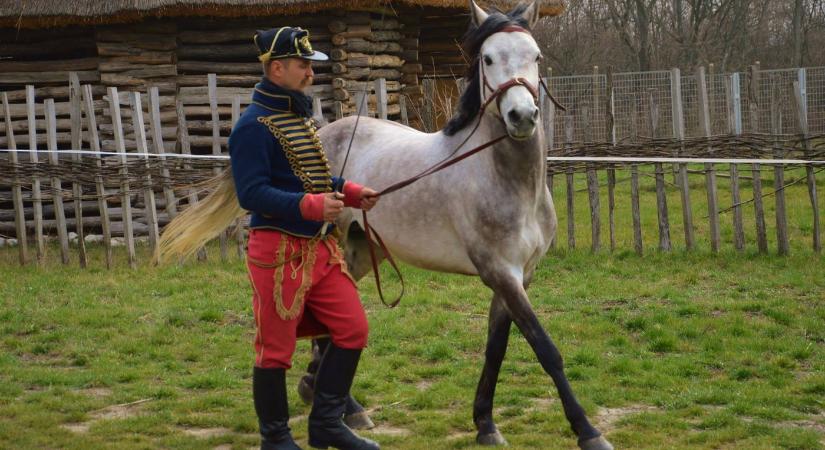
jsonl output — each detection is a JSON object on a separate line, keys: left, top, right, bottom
{"left": 578, "top": 435, "right": 614, "bottom": 450}
{"left": 344, "top": 411, "right": 375, "bottom": 430}
{"left": 476, "top": 430, "right": 508, "bottom": 446}
{"left": 297, "top": 376, "right": 314, "bottom": 405}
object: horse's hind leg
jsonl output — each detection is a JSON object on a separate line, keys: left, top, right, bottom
{"left": 478, "top": 266, "right": 613, "bottom": 450}
{"left": 474, "top": 296, "right": 512, "bottom": 446}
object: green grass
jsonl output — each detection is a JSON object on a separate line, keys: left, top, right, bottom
{"left": 1, "top": 241, "right": 823, "bottom": 449}
{"left": 0, "top": 164, "right": 823, "bottom": 448}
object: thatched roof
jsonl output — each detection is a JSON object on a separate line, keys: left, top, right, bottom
{"left": 0, "top": 1, "right": 564, "bottom": 28}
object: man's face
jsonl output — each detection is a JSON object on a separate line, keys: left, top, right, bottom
{"left": 269, "top": 58, "right": 314, "bottom": 92}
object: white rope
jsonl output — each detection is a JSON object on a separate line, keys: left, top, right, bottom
{"left": 1, "top": 148, "right": 824, "bottom": 165}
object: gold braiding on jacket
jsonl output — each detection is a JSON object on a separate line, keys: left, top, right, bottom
{"left": 257, "top": 113, "right": 333, "bottom": 193}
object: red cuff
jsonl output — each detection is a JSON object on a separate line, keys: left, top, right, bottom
{"left": 342, "top": 181, "right": 364, "bottom": 208}
{"left": 299, "top": 193, "right": 325, "bottom": 221}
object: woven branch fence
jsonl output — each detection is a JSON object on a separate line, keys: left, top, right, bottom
{"left": 1, "top": 64, "right": 823, "bottom": 268}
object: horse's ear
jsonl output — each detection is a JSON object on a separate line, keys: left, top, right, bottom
{"left": 469, "top": 0, "right": 489, "bottom": 27}
{"left": 522, "top": 1, "right": 540, "bottom": 29}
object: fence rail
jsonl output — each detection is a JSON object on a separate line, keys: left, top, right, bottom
{"left": 2, "top": 64, "right": 824, "bottom": 267}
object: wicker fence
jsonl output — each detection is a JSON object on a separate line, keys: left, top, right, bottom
{"left": 1, "top": 65, "right": 823, "bottom": 268}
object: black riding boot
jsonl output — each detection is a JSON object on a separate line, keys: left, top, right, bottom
{"left": 308, "top": 344, "right": 379, "bottom": 450}
{"left": 253, "top": 367, "right": 302, "bottom": 450}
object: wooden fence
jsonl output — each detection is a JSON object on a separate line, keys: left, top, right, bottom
{"left": 1, "top": 66, "right": 823, "bottom": 268}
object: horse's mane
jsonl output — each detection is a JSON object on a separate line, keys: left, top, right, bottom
{"left": 442, "top": 4, "right": 531, "bottom": 136}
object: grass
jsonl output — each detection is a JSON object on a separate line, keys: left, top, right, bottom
{"left": 0, "top": 241, "right": 823, "bottom": 449}
{"left": 0, "top": 165, "right": 823, "bottom": 449}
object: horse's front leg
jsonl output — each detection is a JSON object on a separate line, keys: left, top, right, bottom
{"left": 474, "top": 296, "right": 512, "bottom": 445}
{"left": 478, "top": 265, "right": 613, "bottom": 450}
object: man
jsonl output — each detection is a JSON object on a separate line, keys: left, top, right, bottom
{"left": 229, "top": 26, "right": 380, "bottom": 450}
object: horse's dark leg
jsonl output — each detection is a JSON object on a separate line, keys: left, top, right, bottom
{"left": 473, "top": 297, "right": 512, "bottom": 445}
{"left": 477, "top": 266, "right": 612, "bottom": 450}
{"left": 299, "top": 338, "right": 375, "bottom": 430}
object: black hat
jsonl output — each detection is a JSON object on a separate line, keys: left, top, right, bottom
{"left": 254, "top": 27, "right": 329, "bottom": 62}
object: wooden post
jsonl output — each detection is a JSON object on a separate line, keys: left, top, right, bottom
{"left": 793, "top": 72, "right": 821, "bottom": 253}
{"left": 2, "top": 92, "right": 29, "bottom": 265}
{"left": 399, "top": 95, "right": 409, "bottom": 126}
{"left": 650, "top": 89, "right": 671, "bottom": 251}
{"left": 671, "top": 69, "right": 694, "bottom": 250}
{"left": 148, "top": 86, "right": 177, "bottom": 219}
{"left": 748, "top": 65, "right": 768, "bottom": 253}
{"left": 728, "top": 72, "right": 745, "bottom": 252}
{"left": 26, "top": 85, "right": 45, "bottom": 263}
{"left": 422, "top": 78, "right": 435, "bottom": 131}
{"left": 232, "top": 95, "right": 245, "bottom": 259}
{"left": 604, "top": 66, "right": 617, "bottom": 252}
{"left": 129, "top": 91, "right": 160, "bottom": 252}
{"left": 586, "top": 67, "right": 600, "bottom": 252}
{"left": 334, "top": 101, "right": 344, "bottom": 121}
{"left": 375, "top": 78, "right": 388, "bottom": 120}
{"left": 354, "top": 90, "right": 368, "bottom": 117}
{"left": 697, "top": 66, "right": 721, "bottom": 252}
{"left": 312, "top": 96, "right": 324, "bottom": 124}
{"left": 564, "top": 114, "right": 575, "bottom": 250}
{"left": 770, "top": 78, "right": 789, "bottom": 255}
{"left": 83, "top": 84, "right": 113, "bottom": 268}
{"left": 176, "top": 98, "right": 207, "bottom": 261}
{"left": 69, "top": 73, "right": 88, "bottom": 267}
{"left": 45, "top": 99, "right": 71, "bottom": 265}
{"left": 107, "top": 87, "right": 137, "bottom": 268}
{"left": 208, "top": 73, "right": 229, "bottom": 261}
{"left": 543, "top": 68, "right": 557, "bottom": 249}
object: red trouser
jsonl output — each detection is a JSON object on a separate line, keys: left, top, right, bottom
{"left": 246, "top": 229, "right": 369, "bottom": 369}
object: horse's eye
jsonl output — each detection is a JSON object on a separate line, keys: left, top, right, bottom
{"left": 484, "top": 55, "right": 493, "bottom": 65}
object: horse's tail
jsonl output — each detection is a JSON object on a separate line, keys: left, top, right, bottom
{"left": 154, "top": 168, "right": 245, "bottom": 265}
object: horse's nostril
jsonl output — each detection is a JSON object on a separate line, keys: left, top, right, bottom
{"left": 507, "top": 110, "right": 521, "bottom": 123}
{"left": 532, "top": 108, "right": 539, "bottom": 119}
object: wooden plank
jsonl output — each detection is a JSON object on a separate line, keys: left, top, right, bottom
{"left": 69, "top": 73, "right": 88, "bottom": 267}
{"left": 421, "top": 78, "right": 435, "bottom": 131}
{"left": 45, "top": 99, "right": 71, "bottom": 265}
{"left": 0, "top": 57, "right": 99, "bottom": 73}
{"left": 176, "top": 98, "right": 207, "bottom": 261}
{"left": 671, "top": 68, "right": 695, "bottom": 250}
{"left": 148, "top": 87, "right": 178, "bottom": 219}
{"left": 793, "top": 76, "right": 821, "bottom": 253}
{"left": 26, "top": 86, "right": 46, "bottom": 263}
{"left": 129, "top": 91, "right": 160, "bottom": 252}
{"left": 748, "top": 65, "right": 768, "bottom": 253}
{"left": 107, "top": 87, "right": 137, "bottom": 268}
{"left": 564, "top": 114, "right": 575, "bottom": 250}
{"left": 375, "top": 78, "right": 388, "bottom": 120}
{"left": 208, "top": 73, "right": 229, "bottom": 261}
{"left": 231, "top": 95, "right": 245, "bottom": 259}
{"left": 2, "top": 92, "right": 29, "bottom": 265}
{"left": 697, "top": 66, "right": 720, "bottom": 252}
{"left": 354, "top": 90, "right": 369, "bottom": 117}
{"left": 0, "top": 71, "right": 99, "bottom": 84}
{"left": 82, "top": 84, "right": 114, "bottom": 268}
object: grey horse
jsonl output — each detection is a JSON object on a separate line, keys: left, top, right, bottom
{"left": 305, "top": 2, "right": 613, "bottom": 449}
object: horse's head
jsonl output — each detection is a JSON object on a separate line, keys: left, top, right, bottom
{"left": 471, "top": 0, "right": 541, "bottom": 140}
{"left": 443, "top": 1, "right": 543, "bottom": 139}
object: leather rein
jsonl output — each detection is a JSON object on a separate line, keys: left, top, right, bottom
{"left": 359, "top": 25, "right": 566, "bottom": 307}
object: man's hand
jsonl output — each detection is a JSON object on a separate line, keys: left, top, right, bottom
{"left": 323, "top": 192, "right": 345, "bottom": 221}
{"left": 360, "top": 187, "right": 379, "bottom": 211}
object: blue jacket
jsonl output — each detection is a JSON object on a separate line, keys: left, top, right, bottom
{"left": 229, "top": 78, "right": 344, "bottom": 238}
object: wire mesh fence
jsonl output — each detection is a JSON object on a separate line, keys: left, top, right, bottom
{"left": 546, "top": 65, "right": 824, "bottom": 150}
